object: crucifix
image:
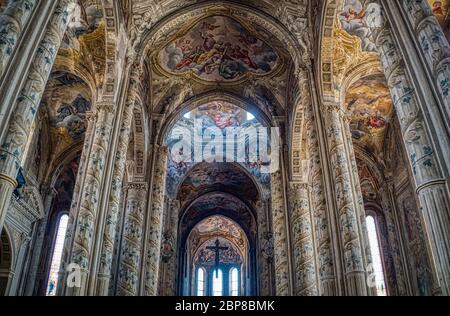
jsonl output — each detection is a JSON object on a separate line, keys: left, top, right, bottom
{"left": 206, "top": 238, "right": 229, "bottom": 277}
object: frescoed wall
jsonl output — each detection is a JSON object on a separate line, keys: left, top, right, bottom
{"left": 345, "top": 74, "right": 393, "bottom": 154}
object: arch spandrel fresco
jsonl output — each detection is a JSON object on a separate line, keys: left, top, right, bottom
{"left": 429, "top": 0, "right": 450, "bottom": 41}
{"left": 345, "top": 74, "right": 393, "bottom": 154}
{"left": 157, "top": 15, "right": 280, "bottom": 82}
{"left": 339, "top": 0, "right": 381, "bottom": 52}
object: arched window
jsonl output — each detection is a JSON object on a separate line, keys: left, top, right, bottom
{"left": 366, "top": 215, "right": 387, "bottom": 296}
{"left": 230, "top": 267, "right": 239, "bottom": 296}
{"left": 212, "top": 269, "right": 223, "bottom": 296}
{"left": 46, "top": 214, "right": 69, "bottom": 296}
{"left": 196, "top": 267, "right": 206, "bottom": 296}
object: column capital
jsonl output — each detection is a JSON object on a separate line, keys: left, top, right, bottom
{"left": 126, "top": 182, "right": 148, "bottom": 191}
{"left": 95, "top": 101, "right": 115, "bottom": 114}
{"left": 321, "top": 101, "right": 345, "bottom": 116}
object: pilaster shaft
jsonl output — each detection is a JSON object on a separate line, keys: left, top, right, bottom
{"left": 95, "top": 63, "right": 143, "bottom": 296}
{"left": 288, "top": 182, "right": 318, "bottom": 295}
{"left": 144, "top": 146, "right": 168, "bottom": 296}
{"left": 271, "top": 171, "right": 291, "bottom": 295}
{"left": 306, "top": 102, "right": 337, "bottom": 296}
{"left": 322, "top": 103, "right": 369, "bottom": 296}
{"left": 116, "top": 183, "right": 147, "bottom": 296}
{"left": 65, "top": 103, "right": 115, "bottom": 296}
{"left": 0, "top": 0, "right": 38, "bottom": 80}
{"left": 401, "top": 0, "right": 450, "bottom": 127}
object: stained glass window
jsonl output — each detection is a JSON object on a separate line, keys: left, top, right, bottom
{"left": 212, "top": 269, "right": 223, "bottom": 296}
{"left": 46, "top": 214, "right": 69, "bottom": 296}
{"left": 366, "top": 215, "right": 387, "bottom": 296}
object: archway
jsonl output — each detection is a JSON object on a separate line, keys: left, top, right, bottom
{"left": 185, "top": 215, "right": 250, "bottom": 296}
{"left": 157, "top": 98, "right": 273, "bottom": 296}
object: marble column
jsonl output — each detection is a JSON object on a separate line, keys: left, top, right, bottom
{"left": 401, "top": 0, "right": 450, "bottom": 126}
{"left": 270, "top": 170, "right": 291, "bottom": 296}
{"left": 144, "top": 146, "right": 168, "bottom": 296}
{"left": 288, "top": 182, "right": 318, "bottom": 296}
{"left": 95, "top": 63, "right": 143, "bottom": 296}
{"left": 0, "top": 0, "right": 38, "bottom": 80}
{"left": 116, "top": 183, "right": 147, "bottom": 296}
{"left": 371, "top": 8, "right": 450, "bottom": 295}
{"left": 322, "top": 103, "right": 370, "bottom": 296}
{"left": 0, "top": 0, "right": 75, "bottom": 233}
{"left": 65, "top": 102, "right": 115, "bottom": 296}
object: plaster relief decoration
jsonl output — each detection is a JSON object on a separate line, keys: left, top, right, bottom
{"left": 345, "top": 74, "right": 393, "bottom": 153}
{"left": 157, "top": 15, "right": 279, "bottom": 82}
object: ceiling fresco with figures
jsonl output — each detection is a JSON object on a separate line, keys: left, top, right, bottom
{"left": 40, "top": 72, "right": 92, "bottom": 158}
{"left": 58, "top": 0, "right": 106, "bottom": 87}
{"left": 147, "top": 7, "right": 291, "bottom": 120}
{"left": 345, "top": 74, "right": 393, "bottom": 154}
{"left": 429, "top": 0, "right": 450, "bottom": 41}
{"left": 189, "top": 216, "right": 247, "bottom": 266}
{"left": 339, "top": 0, "right": 377, "bottom": 52}
{"left": 157, "top": 15, "right": 279, "bottom": 82}
{"left": 165, "top": 101, "right": 271, "bottom": 198}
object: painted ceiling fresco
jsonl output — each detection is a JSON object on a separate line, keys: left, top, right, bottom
{"left": 41, "top": 72, "right": 92, "bottom": 156}
{"left": 177, "top": 162, "right": 259, "bottom": 204}
{"left": 182, "top": 192, "right": 256, "bottom": 239}
{"left": 165, "top": 102, "right": 270, "bottom": 198}
{"left": 189, "top": 215, "right": 247, "bottom": 265}
{"left": 345, "top": 74, "right": 393, "bottom": 154}
{"left": 62, "top": 1, "right": 104, "bottom": 50}
{"left": 158, "top": 15, "right": 279, "bottom": 82}
{"left": 339, "top": 0, "right": 378, "bottom": 52}
{"left": 429, "top": 0, "right": 450, "bottom": 41}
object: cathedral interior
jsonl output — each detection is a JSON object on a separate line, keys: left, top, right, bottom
{"left": 0, "top": 0, "right": 449, "bottom": 297}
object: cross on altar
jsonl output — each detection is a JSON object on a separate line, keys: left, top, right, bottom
{"left": 207, "top": 238, "right": 229, "bottom": 277}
